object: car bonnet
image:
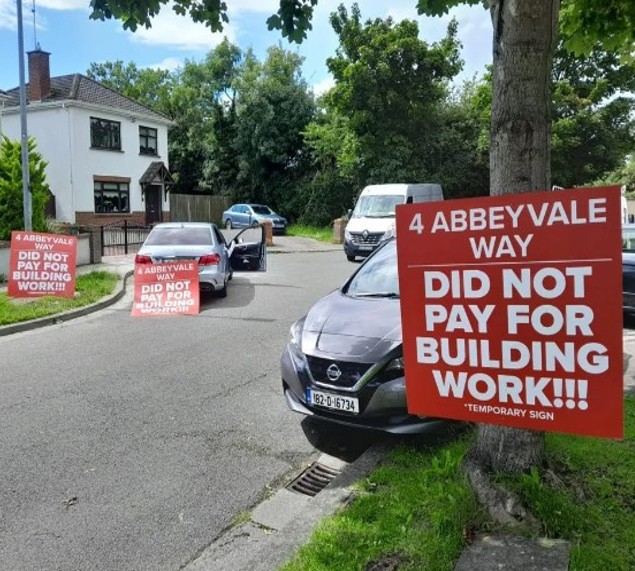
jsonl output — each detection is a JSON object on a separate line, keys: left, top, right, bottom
{"left": 300, "top": 290, "right": 402, "bottom": 359}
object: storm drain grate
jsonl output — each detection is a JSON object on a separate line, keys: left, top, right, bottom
{"left": 286, "top": 462, "right": 341, "bottom": 497}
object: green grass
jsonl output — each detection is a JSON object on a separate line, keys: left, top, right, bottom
{"left": 0, "top": 271, "right": 119, "bottom": 326}
{"left": 280, "top": 396, "right": 635, "bottom": 571}
{"left": 501, "top": 394, "right": 635, "bottom": 571}
{"left": 280, "top": 436, "right": 484, "bottom": 571}
{"left": 287, "top": 225, "right": 334, "bottom": 243}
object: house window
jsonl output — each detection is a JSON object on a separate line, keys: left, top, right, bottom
{"left": 139, "top": 126, "right": 158, "bottom": 155}
{"left": 94, "top": 181, "right": 130, "bottom": 213}
{"left": 90, "top": 117, "right": 121, "bottom": 150}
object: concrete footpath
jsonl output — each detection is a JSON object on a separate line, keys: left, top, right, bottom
{"left": 2, "top": 237, "right": 635, "bottom": 570}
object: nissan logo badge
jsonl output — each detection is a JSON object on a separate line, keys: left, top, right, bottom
{"left": 326, "top": 363, "right": 342, "bottom": 382}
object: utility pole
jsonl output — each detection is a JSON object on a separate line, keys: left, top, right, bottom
{"left": 16, "top": 0, "right": 32, "bottom": 231}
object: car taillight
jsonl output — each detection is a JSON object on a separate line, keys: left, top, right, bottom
{"left": 135, "top": 254, "right": 152, "bottom": 264}
{"left": 199, "top": 253, "right": 221, "bottom": 265}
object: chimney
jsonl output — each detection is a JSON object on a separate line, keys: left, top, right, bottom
{"left": 27, "top": 49, "right": 51, "bottom": 102}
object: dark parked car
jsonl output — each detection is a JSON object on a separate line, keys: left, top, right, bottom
{"left": 281, "top": 239, "right": 441, "bottom": 434}
{"left": 222, "top": 204, "right": 287, "bottom": 234}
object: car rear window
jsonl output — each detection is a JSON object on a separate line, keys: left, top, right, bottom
{"left": 145, "top": 227, "right": 214, "bottom": 246}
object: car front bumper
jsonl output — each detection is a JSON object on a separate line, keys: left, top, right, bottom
{"left": 343, "top": 239, "right": 380, "bottom": 259}
{"left": 281, "top": 343, "right": 439, "bottom": 434}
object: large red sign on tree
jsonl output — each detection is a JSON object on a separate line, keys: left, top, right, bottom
{"left": 396, "top": 186, "right": 623, "bottom": 439}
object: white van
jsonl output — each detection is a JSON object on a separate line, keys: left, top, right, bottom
{"left": 344, "top": 183, "right": 443, "bottom": 261}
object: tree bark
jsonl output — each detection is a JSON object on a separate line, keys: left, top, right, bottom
{"left": 475, "top": 0, "right": 560, "bottom": 472}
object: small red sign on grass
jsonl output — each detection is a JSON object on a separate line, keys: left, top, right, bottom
{"left": 8, "top": 231, "right": 78, "bottom": 298}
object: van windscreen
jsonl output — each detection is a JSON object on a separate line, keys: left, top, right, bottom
{"left": 352, "top": 195, "right": 404, "bottom": 218}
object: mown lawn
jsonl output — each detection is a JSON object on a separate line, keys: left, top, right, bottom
{"left": 0, "top": 271, "right": 119, "bottom": 325}
{"left": 280, "top": 396, "right": 635, "bottom": 571}
{"left": 287, "top": 225, "right": 334, "bottom": 243}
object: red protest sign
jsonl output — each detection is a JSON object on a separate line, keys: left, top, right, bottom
{"left": 396, "top": 186, "right": 623, "bottom": 439}
{"left": 8, "top": 231, "right": 78, "bottom": 298}
{"left": 131, "top": 261, "right": 200, "bottom": 317}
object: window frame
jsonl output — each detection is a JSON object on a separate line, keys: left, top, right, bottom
{"left": 139, "top": 125, "right": 158, "bottom": 156}
{"left": 94, "top": 180, "right": 131, "bottom": 213}
{"left": 90, "top": 117, "right": 122, "bottom": 151}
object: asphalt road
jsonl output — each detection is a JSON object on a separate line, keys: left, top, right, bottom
{"left": 0, "top": 250, "right": 369, "bottom": 571}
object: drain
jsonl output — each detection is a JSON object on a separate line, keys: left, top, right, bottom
{"left": 286, "top": 462, "right": 341, "bottom": 497}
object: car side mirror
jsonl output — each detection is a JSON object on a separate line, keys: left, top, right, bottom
{"left": 347, "top": 209, "right": 353, "bottom": 219}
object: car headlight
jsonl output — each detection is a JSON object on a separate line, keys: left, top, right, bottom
{"left": 377, "top": 356, "right": 404, "bottom": 382}
{"left": 382, "top": 224, "right": 396, "bottom": 241}
{"left": 288, "top": 321, "right": 306, "bottom": 363}
{"left": 344, "top": 228, "right": 352, "bottom": 240}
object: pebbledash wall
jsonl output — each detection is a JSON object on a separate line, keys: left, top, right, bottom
{"left": 0, "top": 234, "right": 91, "bottom": 277}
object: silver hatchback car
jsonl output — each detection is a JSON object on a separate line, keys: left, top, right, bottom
{"left": 135, "top": 222, "right": 266, "bottom": 296}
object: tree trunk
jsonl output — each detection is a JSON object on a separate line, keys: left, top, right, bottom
{"left": 474, "top": 0, "right": 560, "bottom": 472}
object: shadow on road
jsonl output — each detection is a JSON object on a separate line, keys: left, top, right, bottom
{"left": 199, "top": 276, "right": 256, "bottom": 311}
{"left": 300, "top": 417, "right": 472, "bottom": 464}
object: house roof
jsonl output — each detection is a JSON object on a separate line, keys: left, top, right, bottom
{"left": 3, "top": 74, "right": 170, "bottom": 123}
{"left": 0, "top": 89, "right": 12, "bottom": 102}
{"left": 140, "top": 161, "right": 174, "bottom": 185}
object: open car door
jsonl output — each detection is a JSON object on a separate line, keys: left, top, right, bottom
{"left": 226, "top": 225, "right": 267, "bottom": 271}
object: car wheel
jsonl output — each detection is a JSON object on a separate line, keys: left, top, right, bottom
{"left": 225, "top": 219, "right": 233, "bottom": 230}
{"left": 217, "top": 281, "right": 227, "bottom": 298}
{"left": 346, "top": 254, "right": 355, "bottom": 262}
{"left": 228, "top": 270, "right": 233, "bottom": 281}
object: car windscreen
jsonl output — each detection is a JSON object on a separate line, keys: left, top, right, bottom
{"left": 144, "top": 227, "right": 214, "bottom": 246}
{"left": 352, "top": 195, "right": 403, "bottom": 218}
{"left": 345, "top": 241, "right": 399, "bottom": 297}
{"left": 251, "top": 206, "right": 273, "bottom": 215}
{"left": 623, "top": 227, "right": 635, "bottom": 252}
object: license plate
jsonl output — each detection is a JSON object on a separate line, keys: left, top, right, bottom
{"left": 358, "top": 245, "right": 373, "bottom": 251}
{"left": 306, "top": 389, "right": 359, "bottom": 414}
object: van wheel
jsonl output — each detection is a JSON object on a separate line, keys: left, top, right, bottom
{"left": 346, "top": 255, "right": 355, "bottom": 262}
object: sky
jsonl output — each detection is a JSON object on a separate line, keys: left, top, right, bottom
{"left": 0, "top": 0, "right": 492, "bottom": 94}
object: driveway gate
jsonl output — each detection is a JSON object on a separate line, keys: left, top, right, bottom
{"left": 101, "top": 220, "right": 152, "bottom": 256}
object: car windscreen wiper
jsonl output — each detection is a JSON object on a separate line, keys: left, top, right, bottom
{"left": 350, "top": 292, "right": 400, "bottom": 298}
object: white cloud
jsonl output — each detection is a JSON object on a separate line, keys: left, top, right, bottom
{"left": 311, "top": 75, "right": 334, "bottom": 96}
{"left": 127, "top": 8, "right": 237, "bottom": 50}
{"left": 146, "top": 57, "right": 183, "bottom": 72}
{"left": 0, "top": 0, "right": 17, "bottom": 30}
{"left": 36, "top": 0, "right": 86, "bottom": 10}
{"left": 226, "top": 0, "right": 280, "bottom": 14}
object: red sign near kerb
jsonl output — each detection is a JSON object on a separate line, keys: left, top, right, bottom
{"left": 131, "top": 261, "right": 200, "bottom": 317}
{"left": 8, "top": 231, "right": 77, "bottom": 298}
{"left": 396, "top": 186, "right": 623, "bottom": 439}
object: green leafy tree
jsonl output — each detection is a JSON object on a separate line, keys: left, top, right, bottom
{"left": 231, "top": 46, "right": 316, "bottom": 209}
{"left": 90, "top": 0, "right": 635, "bottom": 476}
{"left": 325, "top": 4, "right": 462, "bottom": 185}
{"left": 87, "top": 61, "right": 175, "bottom": 113}
{"left": 0, "top": 137, "right": 50, "bottom": 240}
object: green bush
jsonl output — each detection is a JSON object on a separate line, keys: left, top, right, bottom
{"left": 0, "top": 136, "right": 49, "bottom": 240}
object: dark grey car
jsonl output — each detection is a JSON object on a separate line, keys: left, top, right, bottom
{"left": 281, "top": 239, "right": 440, "bottom": 434}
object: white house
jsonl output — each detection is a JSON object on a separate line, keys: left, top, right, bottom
{"left": 0, "top": 50, "right": 173, "bottom": 227}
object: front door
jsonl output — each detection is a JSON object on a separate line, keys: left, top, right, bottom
{"left": 145, "top": 185, "right": 162, "bottom": 225}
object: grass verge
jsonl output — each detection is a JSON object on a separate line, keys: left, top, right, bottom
{"left": 280, "top": 396, "right": 635, "bottom": 571}
{"left": 0, "top": 271, "right": 119, "bottom": 326}
{"left": 287, "top": 225, "right": 334, "bottom": 243}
